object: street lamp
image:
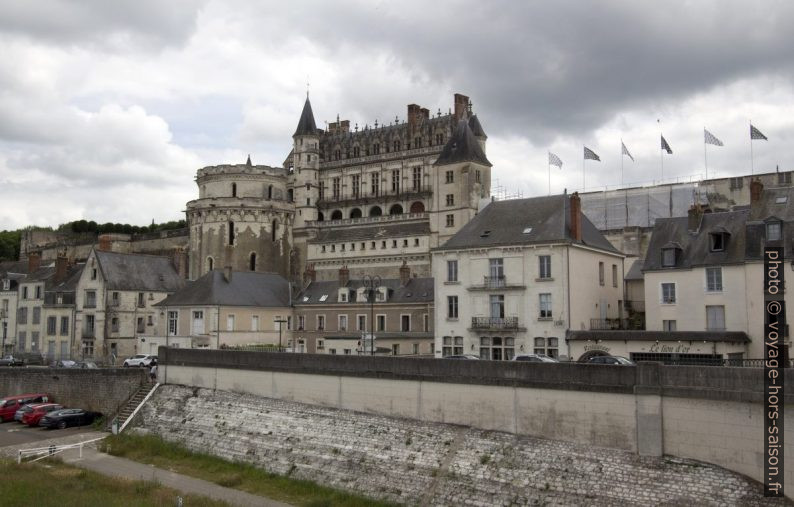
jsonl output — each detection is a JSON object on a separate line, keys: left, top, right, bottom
{"left": 275, "top": 319, "right": 287, "bottom": 352}
{"left": 362, "top": 275, "right": 381, "bottom": 356}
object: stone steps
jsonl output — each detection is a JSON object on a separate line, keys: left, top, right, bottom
{"left": 111, "top": 384, "right": 157, "bottom": 429}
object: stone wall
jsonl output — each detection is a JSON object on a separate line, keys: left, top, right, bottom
{"left": 136, "top": 384, "right": 777, "bottom": 505}
{"left": 0, "top": 368, "right": 147, "bottom": 416}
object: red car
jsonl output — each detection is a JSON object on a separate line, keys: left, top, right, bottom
{"left": 21, "top": 403, "right": 63, "bottom": 426}
{"left": 0, "top": 393, "right": 51, "bottom": 421}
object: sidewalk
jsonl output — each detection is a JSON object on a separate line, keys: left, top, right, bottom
{"left": 63, "top": 446, "right": 291, "bottom": 507}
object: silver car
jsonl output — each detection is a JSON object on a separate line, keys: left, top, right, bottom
{"left": 123, "top": 354, "right": 156, "bottom": 367}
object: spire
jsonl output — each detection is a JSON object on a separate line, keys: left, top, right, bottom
{"left": 293, "top": 97, "right": 317, "bottom": 137}
{"left": 434, "top": 119, "right": 492, "bottom": 167}
{"left": 246, "top": 154, "right": 252, "bottom": 166}
{"left": 468, "top": 114, "right": 487, "bottom": 139}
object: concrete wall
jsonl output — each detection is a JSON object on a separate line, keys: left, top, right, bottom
{"left": 0, "top": 368, "right": 147, "bottom": 416}
{"left": 159, "top": 348, "right": 794, "bottom": 498}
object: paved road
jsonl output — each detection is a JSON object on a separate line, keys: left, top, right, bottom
{"left": 0, "top": 420, "right": 97, "bottom": 448}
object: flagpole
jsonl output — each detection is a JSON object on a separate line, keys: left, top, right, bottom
{"left": 659, "top": 136, "right": 663, "bottom": 185}
{"left": 548, "top": 161, "right": 551, "bottom": 196}
{"left": 620, "top": 138, "right": 624, "bottom": 187}
{"left": 750, "top": 121, "right": 754, "bottom": 175}
{"left": 583, "top": 146, "right": 586, "bottom": 191}
{"left": 704, "top": 127, "right": 708, "bottom": 180}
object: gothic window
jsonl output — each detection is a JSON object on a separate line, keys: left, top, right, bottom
{"left": 249, "top": 253, "right": 256, "bottom": 271}
{"left": 391, "top": 170, "right": 400, "bottom": 193}
{"left": 228, "top": 221, "right": 235, "bottom": 245}
{"left": 371, "top": 173, "right": 380, "bottom": 196}
{"left": 353, "top": 146, "right": 360, "bottom": 157}
{"left": 272, "top": 220, "right": 278, "bottom": 241}
{"left": 232, "top": 183, "right": 237, "bottom": 197}
{"left": 267, "top": 185, "right": 273, "bottom": 199}
{"left": 373, "top": 143, "right": 380, "bottom": 155}
{"left": 352, "top": 174, "right": 360, "bottom": 198}
{"left": 412, "top": 167, "right": 421, "bottom": 191}
{"left": 414, "top": 137, "right": 421, "bottom": 148}
{"left": 332, "top": 178, "right": 340, "bottom": 199}
{"left": 393, "top": 140, "right": 401, "bottom": 151}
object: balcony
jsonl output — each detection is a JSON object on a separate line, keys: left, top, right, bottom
{"left": 625, "top": 300, "right": 645, "bottom": 313}
{"left": 316, "top": 187, "right": 432, "bottom": 210}
{"left": 468, "top": 276, "right": 526, "bottom": 291}
{"left": 82, "top": 329, "right": 95, "bottom": 339}
{"left": 589, "top": 318, "right": 644, "bottom": 331}
{"left": 305, "top": 212, "right": 428, "bottom": 228}
{"left": 471, "top": 317, "right": 519, "bottom": 330}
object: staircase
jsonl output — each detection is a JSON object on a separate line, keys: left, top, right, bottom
{"left": 112, "top": 383, "right": 159, "bottom": 432}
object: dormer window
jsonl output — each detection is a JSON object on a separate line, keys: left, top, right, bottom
{"left": 661, "top": 242, "right": 681, "bottom": 268}
{"left": 767, "top": 221, "right": 782, "bottom": 241}
{"left": 709, "top": 228, "right": 729, "bottom": 252}
{"left": 338, "top": 288, "right": 350, "bottom": 303}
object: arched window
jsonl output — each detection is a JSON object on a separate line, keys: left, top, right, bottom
{"left": 287, "top": 189, "right": 293, "bottom": 202}
{"left": 207, "top": 257, "right": 214, "bottom": 272}
{"left": 331, "top": 210, "right": 343, "bottom": 220}
{"left": 267, "top": 185, "right": 273, "bottom": 200}
{"left": 369, "top": 206, "right": 382, "bottom": 217}
{"left": 232, "top": 183, "right": 237, "bottom": 197}
{"left": 318, "top": 212, "right": 324, "bottom": 222}
{"left": 350, "top": 208, "right": 362, "bottom": 219}
{"left": 389, "top": 204, "right": 403, "bottom": 215}
{"left": 272, "top": 220, "right": 278, "bottom": 242}
{"left": 409, "top": 201, "right": 425, "bottom": 213}
{"left": 228, "top": 221, "right": 235, "bottom": 245}
{"left": 249, "top": 252, "right": 256, "bottom": 271}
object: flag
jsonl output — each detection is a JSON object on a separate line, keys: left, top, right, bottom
{"left": 661, "top": 135, "right": 672, "bottom": 154}
{"left": 750, "top": 124, "right": 768, "bottom": 140}
{"left": 621, "top": 142, "right": 634, "bottom": 162}
{"left": 548, "top": 152, "right": 563, "bottom": 168}
{"left": 584, "top": 147, "right": 600, "bottom": 161}
{"left": 704, "top": 128, "right": 723, "bottom": 146}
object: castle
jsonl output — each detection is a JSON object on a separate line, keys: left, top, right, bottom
{"left": 186, "top": 92, "right": 492, "bottom": 285}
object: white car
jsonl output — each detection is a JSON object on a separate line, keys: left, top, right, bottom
{"left": 123, "top": 354, "right": 156, "bottom": 367}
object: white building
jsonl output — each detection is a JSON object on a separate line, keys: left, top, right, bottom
{"left": 432, "top": 193, "right": 625, "bottom": 360}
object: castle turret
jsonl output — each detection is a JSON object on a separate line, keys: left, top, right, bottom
{"left": 293, "top": 96, "right": 320, "bottom": 229}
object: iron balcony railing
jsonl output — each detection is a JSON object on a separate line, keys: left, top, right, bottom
{"left": 484, "top": 276, "right": 505, "bottom": 288}
{"left": 589, "top": 318, "right": 644, "bottom": 331}
{"left": 471, "top": 316, "right": 519, "bottom": 329}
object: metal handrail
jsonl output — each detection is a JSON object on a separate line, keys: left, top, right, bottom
{"left": 18, "top": 436, "right": 106, "bottom": 464}
{"left": 118, "top": 383, "right": 159, "bottom": 433}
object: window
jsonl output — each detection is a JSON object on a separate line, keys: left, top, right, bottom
{"left": 357, "top": 315, "right": 366, "bottom": 332}
{"left": 332, "top": 177, "right": 340, "bottom": 199}
{"left": 46, "top": 316, "right": 56, "bottom": 336}
{"left": 401, "top": 315, "right": 410, "bottom": 332}
{"left": 111, "top": 317, "right": 119, "bottom": 333}
{"left": 91, "top": 269, "right": 97, "bottom": 280}
{"left": 767, "top": 222, "right": 782, "bottom": 241}
{"left": 251, "top": 315, "right": 259, "bottom": 332}
{"left": 231, "top": 182, "right": 237, "bottom": 197}
{"left": 329, "top": 348, "right": 336, "bottom": 355}
{"left": 168, "top": 311, "right": 178, "bottom": 335}
{"left": 137, "top": 317, "right": 145, "bottom": 334}
{"left": 391, "top": 344, "right": 400, "bottom": 356}
{"left": 661, "top": 283, "right": 676, "bottom": 304}
{"left": 447, "top": 260, "right": 458, "bottom": 282}
{"left": 85, "top": 290, "right": 96, "bottom": 308}
{"left": 352, "top": 174, "right": 360, "bottom": 198}
{"left": 60, "top": 317, "right": 69, "bottom": 336}
{"left": 18, "top": 332, "right": 25, "bottom": 351}
{"left": 539, "top": 256, "right": 551, "bottom": 279}
{"left": 298, "top": 315, "right": 305, "bottom": 330}
{"left": 377, "top": 314, "right": 386, "bottom": 332}
{"left": 393, "top": 140, "right": 401, "bottom": 151}
{"left": 612, "top": 264, "right": 618, "bottom": 287}
{"left": 490, "top": 294, "right": 505, "bottom": 318}
{"left": 598, "top": 262, "right": 605, "bottom": 285}
{"left": 22, "top": 286, "right": 28, "bottom": 299}
{"left": 778, "top": 171, "right": 791, "bottom": 185}
{"left": 338, "top": 315, "right": 347, "bottom": 331}
{"left": 533, "top": 337, "right": 559, "bottom": 358}
{"left": 706, "top": 267, "right": 723, "bottom": 292}
{"left": 35, "top": 286, "right": 41, "bottom": 299}
{"left": 662, "top": 248, "right": 676, "bottom": 267}
{"left": 191, "top": 310, "right": 204, "bottom": 335}
{"left": 489, "top": 258, "right": 504, "bottom": 280}
{"left": 479, "top": 336, "right": 515, "bottom": 361}
{"left": 445, "top": 170, "right": 454, "bottom": 183}
{"left": 371, "top": 173, "right": 380, "bottom": 196}
{"left": 82, "top": 340, "right": 94, "bottom": 356}
{"left": 373, "top": 143, "right": 380, "bottom": 155}
{"left": 228, "top": 221, "right": 235, "bottom": 245}
{"left": 446, "top": 194, "right": 454, "bottom": 206}
{"left": 353, "top": 146, "right": 360, "bottom": 157}
{"left": 423, "top": 314, "right": 429, "bottom": 332}
{"left": 30, "top": 332, "right": 39, "bottom": 352}
{"left": 710, "top": 233, "right": 725, "bottom": 251}
{"left": 663, "top": 320, "right": 677, "bottom": 331}
{"left": 413, "top": 343, "right": 419, "bottom": 355}
{"left": 706, "top": 305, "right": 726, "bottom": 330}
{"left": 18, "top": 307, "right": 27, "bottom": 324}
{"left": 412, "top": 167, "right": 421, "bottom": 191}
{"left": 138, "top": 292, "right": 145, "bottom": 308}
{"left": 539, "top": 293, "right": 552, "bottom": 318}
{"left": 340, "top": 291, "right": 348, "bottom": 302}
{"left": 249, "top": 253, "right": 256, "bottom": 271}
{"left": 111, "top": 292, "right": 120, "bottom": 306}
{"left": 84, "top": 315, "right": 95, "bottom": 336}
{"left": 447, "top": 296, "right": 459, "bottom": 319}
{"left": 442, "top": 336, "right": 464, "bottom": 356}
{"left": 391, "top": 170, "right": 400, "bottom": 193}
{"left": 32, "top": 307, "right": 40, "bottom": 324}
{"left": 475, "top": 170, "right": 481, "bottom": 183}
{"left": 729, "top": 177, "right": 743, "bottom": 190}
{"left": 317, "top": 315, "right": 325, "bottom": 330}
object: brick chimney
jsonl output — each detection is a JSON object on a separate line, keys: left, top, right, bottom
{"left": 407, "top": 104, "right": 422, "bottom": 128}
{"left": 28, "top": 251, "right": 41, "bottom": 273}
{"left": 55, "top": 254, "right": 68, "bottom": 283}
{"left": 399, "top": 260, "right": 410, "bottom": 286}
{"left": 172, "top": 248, "right": 188, "bottom": 279}
{"left": 303, "top": 264, "right": 316, "bottom": 286}
{"left": 454, "top": 93, "right": 469, "bottom": 120}
{"left": 98, "top": 234, "right": 112, "bottom": 252}
{"left": 338, "top": 265, "right": 349, "bottom": 287}
{"left": 688, "top": 204, "right": 703, "bottom": 232}
{"left": 223, "top": 265, "right": 232, "bottom": 283}
{"left": 570, "top": 193, "right": 582, "bottom": 242}
{"left": 750, "top": 178, "right": 763, "bottom": 205}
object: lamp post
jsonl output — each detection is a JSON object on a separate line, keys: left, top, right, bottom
{"left": 275, "top": 319, "right": 287, "bottom": 352}
{"left": 362, "top": 275, "right": 381, "bottom": 356}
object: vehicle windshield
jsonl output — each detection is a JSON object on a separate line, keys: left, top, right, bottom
{"left": 615, "top": 357, "right": 633, "bottom": 364}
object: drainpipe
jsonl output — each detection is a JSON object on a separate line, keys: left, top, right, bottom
{"left": 216, "top": 304, "right": 221, "bottom": 349}
{"left": 566, "top": 245, "right": 572, "bottom": 360}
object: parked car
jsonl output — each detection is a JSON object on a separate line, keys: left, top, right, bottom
{"left": 76, "top": 361, "right": 98, "bottom": 369}
{"left": 512, "top": 354, "right": 558, "bottom": 363}
{"left": 444, "top": 354, "right": 480, "bottom": 360}
{"left": 0, "top": 355, "right": 24, "bottom": 367}
{"left": 0, "top": 394, "right": 52, "bottom": 421}
{"left": 50, "top": 359, "right": 78, "bottom": 368}
{"left": 587, "top": 356, "right": 635, "bottom": 365}
{"left": 13, "top": 403, "right": 39, "bottom": 422}
{"left": 39, "top": 408, "right": 102, "bottom": 429}
{"left": 123, "top": 354, "right": 156, "bottom": 367}
{"left": 22, "top": 403, "right": 63, "bottom": 426}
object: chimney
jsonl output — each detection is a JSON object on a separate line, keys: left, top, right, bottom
{"left": 303, "top": 264, "right": 316, "bottom": 286}
{"left": 420, "top": 107, "right": 429, "bottom": 120}
{"left": 407, "top": 104, "right": 422, "bottom": 128}
{"left": 172, "top": 248, "right": 188, "bottom": 279}
{"left": 338, "top": 265, "right": 349, "bottom": 287}
{"left": 750, "top": 178, "right": 763, "bottom": 205}
{"left": 55, "top": 255, "right": 68, "bottom": 283}
{"left": 570, "top": 193, "right": 582, "bottom": 242}
{"left": 687, "top": 204, "right": 703, "bottom": 232}
{"left": 98, "top": 234, "right": 112, "bottom": 252}
{"left": 28, "top": 251, "right": 41, "bottom": 273}
{"left": 223, "top": 266, "right": 232, "bottom": 283}
{"left": 453, "top": 93, "right": 469, "bottom": 120}
{"left": 399, "top": 260, "right": 410, "bottom": 286}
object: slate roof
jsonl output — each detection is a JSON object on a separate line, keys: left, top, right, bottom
{"left": 294, "top": 277, "right": 434, "bottom": 305}
{"left": 314, "top": 222, "right": 430, "bottom": 243}
{"left": 95, "top": 251, "right": 184, "bottom": 292}
{"left": 624, "top": 259, "right": 644, "bottom": 281}
{"left": 642, "top": 210, "right": 749, "bottom": 271}
{"left": 436, "top": 194, "right": 620, "bottom": 254}
{"left": 568, "top": 330, "right": 750, "bottom": 343}
{"left": 433, "top": 119, "right": 491, "bottom": 167}
{"left": 0, "top": 260, "right": 28, "bottom": 276}
{"left": 49, "top": 264, "right": 85, "bottom": 292}
{"left": 293, "top": 97, "right": 319, "bottom": 137}
{"left": 468, "top": 114, "right": 487, "bottom": 139}
{"left": 157, "top": 270, "right": 290, "bottom": 308}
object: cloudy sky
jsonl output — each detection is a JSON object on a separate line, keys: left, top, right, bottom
{"left": 2, "top": 0, "right": 794, "bottom": 229}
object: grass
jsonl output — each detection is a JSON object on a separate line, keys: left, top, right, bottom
{"left": 0, "top": 458, "right": 228, "bottom": 506}
{"left": 100, "top": 433, "right": 400, "bottom": 507}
